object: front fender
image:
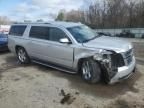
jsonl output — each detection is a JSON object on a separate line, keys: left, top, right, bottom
{"left": 73, "top": 48, "right": 100, "bottom": 71}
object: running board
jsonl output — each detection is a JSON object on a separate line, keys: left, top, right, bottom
{"left": 32, "top": 60, "right": 77, "bottom": 74}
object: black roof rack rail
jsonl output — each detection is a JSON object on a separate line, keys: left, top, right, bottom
{"left": 13, "top": 22, "right": 52, "bottom": 24}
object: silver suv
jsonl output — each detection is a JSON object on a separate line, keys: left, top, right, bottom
{"left": 8, "top": 22, "right": 136, "bottom": 84}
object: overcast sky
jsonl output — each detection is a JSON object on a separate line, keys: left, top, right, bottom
{"left": 0, "top": 0, "right": 96, "bottom": 21}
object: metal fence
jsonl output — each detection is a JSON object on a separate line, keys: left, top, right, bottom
{"left": 95, "top": 28, "right": 144, "bottom": 38}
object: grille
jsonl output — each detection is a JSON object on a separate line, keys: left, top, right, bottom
{"left": 111, "top": 53, "right": 125, "bottom": 68}
{"left": 124, "top": 49, "right": 133, "bottom": 58}
{"left": 124, "top": 49, "right": 133, "bottom": 65}
{"left": 111, "top": 49, "right": 133, "bottom": 68}
{"left": 127, "top": 56, "right": 133, "bottom": 65}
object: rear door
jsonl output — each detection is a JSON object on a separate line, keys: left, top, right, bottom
{"left": 27, "top": 26, "right": 50, "bottom": 60}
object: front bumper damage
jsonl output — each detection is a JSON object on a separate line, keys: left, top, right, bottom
{"left": 109, "top": 56, "right": 136, "bottom": 84}
{"left": 100, "top": 54, "right": 136, "bottom": 84}
{"left": 94, "top": 48, "right": 136, "bottom": 84}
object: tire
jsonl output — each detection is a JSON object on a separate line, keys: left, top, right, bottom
{"left": 81, "top": 59, "right": 101, "bottom": 83}
{"left": 16, "top": 47, "right": 30, "bottom": 64}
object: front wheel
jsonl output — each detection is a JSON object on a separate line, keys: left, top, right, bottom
{"left": 81, "top": 59, "right": 101, "bottom": 83}
{"left": 16, "top": 47, "right": 30, "bottom": 64}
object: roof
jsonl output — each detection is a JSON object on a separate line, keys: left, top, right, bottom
{"left": 14, "top": 21, "right": 83, "bottom": 28}
{"left": 50, "top": 21, "right": 82, "bottom": 28}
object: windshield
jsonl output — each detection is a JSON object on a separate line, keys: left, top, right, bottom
{"left": 67, "top": 25, "right": 98, "bottom": 43}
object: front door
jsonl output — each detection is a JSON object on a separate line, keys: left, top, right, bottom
{"left": 46, "top": 27, "right": 74, "bottom": 68}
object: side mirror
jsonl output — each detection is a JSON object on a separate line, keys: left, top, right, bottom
{"left": 59, "top": 38, "right": 71, "bottom": 44}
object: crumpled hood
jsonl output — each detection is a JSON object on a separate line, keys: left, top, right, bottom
{"left": 83, "top": 36, "right": 132, "bottom": 53}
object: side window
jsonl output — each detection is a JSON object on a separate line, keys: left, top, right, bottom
{"left": 9, "top": 25, "right": 27, "bottom": 36}
{"left": 29, "top": 26, "right": 49, "bottom": 40}
{"left": 49, "top": 27, "right": 67, "bottom": 42}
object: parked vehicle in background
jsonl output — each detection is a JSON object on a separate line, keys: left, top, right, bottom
{"left": 8, "top": 22, "right": 136, "bottom": 84}
{"left": 0, "top": 33, "right": 8, "bottom": 51}
{"left": 116, "top": 30, "right": 135, "bottom": 38}
{"left": 97, "top": 32, "right": 112, "bottom": 37}
{"left": 141, "top": 34, "right": 144, "bottom": 38}
{"left": 0, "top": 25, "right": 10, "bottom": 34}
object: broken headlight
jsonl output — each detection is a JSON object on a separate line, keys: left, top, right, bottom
{"left": 93, "top": 49, "right": 112, "bottom": 62}
{"left": 93, "top": 53, "right": 103, "bottom": 61}
{"left": 93, "top": 50, "right": 117, "bottom": 78}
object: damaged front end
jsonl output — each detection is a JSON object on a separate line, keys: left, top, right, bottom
{"left": 93, "top": 49, "right": 125, "bottom": 83}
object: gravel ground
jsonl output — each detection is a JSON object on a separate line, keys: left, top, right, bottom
{"left": 0, "top": 40, "right": 144, "bottom": 108}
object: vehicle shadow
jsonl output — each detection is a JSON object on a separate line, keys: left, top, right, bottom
{"left": 0, "top": 54, "right": 30, "bottom": 74}
{"left": 0, "top": 50, "right": 10, "bottom": 55}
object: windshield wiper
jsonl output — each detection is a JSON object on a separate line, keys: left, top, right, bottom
{"left": 82, "top": 35, "right": 100, "bottom": 43}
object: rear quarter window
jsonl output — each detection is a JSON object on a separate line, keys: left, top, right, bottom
{"left": 9, "top": 25, "right": 27, "bottom": 36}
{"left": 29, "top": 26, "right": 49, "bottom": 40}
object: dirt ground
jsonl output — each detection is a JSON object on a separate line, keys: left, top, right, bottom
{"left": 0, "top": 39, "right": 144, "bottom": 108}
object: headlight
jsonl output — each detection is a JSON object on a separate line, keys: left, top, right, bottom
{"left": 93, "top": 50, "right": 118, "bottom": 78}
{"left": 93, "top": 50, "right": 112, "bottom": 61}
{"left": 93, "top": 54, "right": 103, "bottom": 61}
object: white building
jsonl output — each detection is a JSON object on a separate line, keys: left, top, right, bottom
{"left": 0, "top": 25, "right": 10, "bottom": 34}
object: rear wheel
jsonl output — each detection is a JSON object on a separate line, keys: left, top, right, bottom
{"left": 81, "top": 59, "right": 101, "bottom": 83}
{"left": 16, "top": 47, "right": 30, "bottom": 64}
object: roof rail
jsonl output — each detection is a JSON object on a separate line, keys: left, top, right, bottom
{"left": 13, "top": 22, "right": 52, "bottom": 24}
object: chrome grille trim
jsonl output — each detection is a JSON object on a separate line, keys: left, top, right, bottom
{"left": 121, "top": 49, "right": 133, "bottom": 66}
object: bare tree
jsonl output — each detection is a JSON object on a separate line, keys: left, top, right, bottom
{"left": 0, "top": 16, "right": 11, "bottom": 25}
{"left": 61, "top": 0, "right": 144, "bottom": 28}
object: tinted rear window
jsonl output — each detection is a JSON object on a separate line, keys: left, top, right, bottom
{"left": 9, "top": 25, "right": 27, "bottom": 36}
{"left": 29, "top": 26, "right": 49, "bottom": 40}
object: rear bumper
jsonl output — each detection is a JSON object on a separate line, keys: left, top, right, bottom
{"left": 109, "top": 56, "right": 136, "bottom": 84}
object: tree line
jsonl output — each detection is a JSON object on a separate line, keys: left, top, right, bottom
{"left": 0, "top": 16, "right": 11, "bottom": 25}
{"left": 56, "top": 0, "right": 144, "bottom": 29}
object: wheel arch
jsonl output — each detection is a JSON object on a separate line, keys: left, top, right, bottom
{"left": 77, "top": 56, "right": 101, "bottom": 73}
{"left": 15, "top": 45, "right": 25, "bottom": 53}
{"left": 15, "top": 45, "right": 30, "bottom": 64}
{"left": 78, "top": 57, "right": 102, "bottom": 83}
{"left": 77, "top": 56, "right": 108, "bottom": 82}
